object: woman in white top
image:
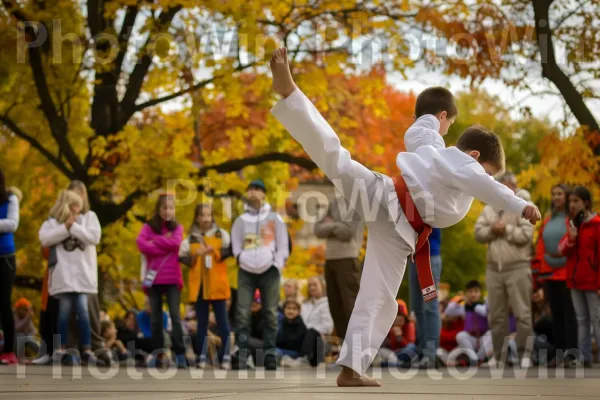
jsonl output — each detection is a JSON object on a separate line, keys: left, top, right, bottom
{"left": 39, "top": 190, "right": 101, "bottom": 364}
{"left": 300, "top": 276, "right": 334, "bottom": 366}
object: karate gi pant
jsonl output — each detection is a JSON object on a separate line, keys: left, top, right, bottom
{"left": 272, "top": 89, "right": 416, "bottom": 376}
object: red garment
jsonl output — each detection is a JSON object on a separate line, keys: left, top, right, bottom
{"left": 440, "top": 319, "right": 464, "bottom": 352}
{"left": 392, "top": 175, "right": 436, "bottom": 302}
{"left": 558, "top": 214, "right": 600, "bottom": 291}
{"left": 386, "top": 320, "right": 416, "bottom": 351}
{"left": 532, "top": 215, "right": 569, "bottom": 284}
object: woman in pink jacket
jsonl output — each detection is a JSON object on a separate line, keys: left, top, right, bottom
{"left": 136, "top": 193, "right": 185, "bottom": 368}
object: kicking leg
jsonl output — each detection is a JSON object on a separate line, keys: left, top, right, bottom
{"left": 336, "top": 221, "right": 412, "bottom": 387}
{"left": 270, "top": 48, "right": 388, "bottom": 223}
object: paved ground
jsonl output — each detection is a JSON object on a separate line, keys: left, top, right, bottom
{"left": 1, "top": 365, "right": 600, "bottom": 399}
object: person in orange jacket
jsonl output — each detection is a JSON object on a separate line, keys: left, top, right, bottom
{"left": 179, "top": 204, "right": 233, "bottom": 369}
{"left": 531, "top": 184, "right": 577, "bottom": 366}
{"left": 377, "top": 300, "right": 417, "bottom": 367}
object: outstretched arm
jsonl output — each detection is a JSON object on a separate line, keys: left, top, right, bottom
{"left": 453, "top": 163, "right": 529, "bottom": 216}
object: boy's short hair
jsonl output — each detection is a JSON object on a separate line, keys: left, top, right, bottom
{"left": 456, "top": 126, "right": 505, "bottom": 173}
{"left": 465, "top": 280, "right": 482, "bottom": 291}
{"left": 415, "top": 87, "right": 457, "bottom": 118}
{"left": 283, "top": 299, "right": 301, "bottom": 311}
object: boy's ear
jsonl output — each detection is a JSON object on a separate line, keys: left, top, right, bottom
{"left": 412, "top": 114, "right": 416, "bottom": 122}
{"left": 467, "top": 150, "right": 480, "bottom": 160}
{"left": 437, "top": 110, "right": 447, "bottom": 121}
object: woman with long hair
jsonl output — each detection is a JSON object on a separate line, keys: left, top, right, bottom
{"left": 532, "top": 184, "right": 577, "bottom": 367}
{"left": 0, "top": 168, "right": 20, "bottom": 365}
{"left": 300, "top": 276, "right": 334, "bottom": 367}
{"left": 558, "top": 186, "right": 600, "bottom": 367}
{"left": 136, "top": 193, "right": 186, "bottom": 368}
{"left": 64, "top": 180, "right": 108, "bottom": 364}
{"left": 39, "top": 189, "right": 102, "bottom": 364}
{"left": 179, "top": 203, "right": 233, "bottom": 369}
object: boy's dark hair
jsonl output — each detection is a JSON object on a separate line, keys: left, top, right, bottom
{"left": 283, "top": 299, "right": 301, "bottom": 311}
{"left": 456, "top": 126, "right": 505, "bottom": 173}
{"left": 571, "top": 186, "right": 593, "bottom": 210}
{"left": 465, "top": 280, "right": 482, "bottom": 291}
{"left": 415, "top": 87, "right": 457, "bottom": 118}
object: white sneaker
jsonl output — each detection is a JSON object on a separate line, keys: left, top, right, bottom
{"left": 520, "top": 356, "right": 532, "bottom": 369}
{"left": 220, "top": 356, "right": 231, "bottom": 370}
{"left": 32, "top": 354, "right": 51, "bottom": 365}
{"left": 280, "top": 355, "right": 294, "bottom": 367}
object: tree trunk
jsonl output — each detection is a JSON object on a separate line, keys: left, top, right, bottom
{"left": 532, "top": 0, "right": 600, "bottom": 142}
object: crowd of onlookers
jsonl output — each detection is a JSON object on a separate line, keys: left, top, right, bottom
{"left": 1, "top": 166, "right": 600, "bottom": 370}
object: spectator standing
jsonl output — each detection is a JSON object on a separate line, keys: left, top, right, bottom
{"left": 314, "top": 196, "right": 363, "bottom": 341}
{"left": 532, "top": 184, "right": 577, "bottom": 367}
{"left": 0, "top": 168, "right": 19, "bottom": 365}
{"left": 136, "top": 193, "right": 186, "bottom": 368}
{"left": 66, "top": 181, "right": 110, "bottom": 365}
{"left": 475, "top": 172, "right": 534, "bottom": 367}
{"left": 558, "top": 186, "right": 600, "bottom": 367}
{"left": 408, "top": 227, "right": 442, "bottom": 368}
{"left": 231, "top": 180, "right": 289, "bottom": 370}
{"left": 39, "top": 190, "right": 102, "bottom": 365}
{"left": 179, "top": 203, "right": 233, "bottom": 369}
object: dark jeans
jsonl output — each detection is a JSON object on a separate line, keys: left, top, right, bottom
{"left": 39, "top": 295, "right": 59, "bottom": 356}
{"left": 409, "top": 255, "right": 442, "bottom": 360}
{"left": 546, "top": 280, "right": 577, "bottom": 357}
{"left": 57, "top": 293, "right": 91, "bottom": 348}
{"left": 148, "top": 285, "right": 185, "bottom": 355}
{"left": 0, "top": 255, "right": 16, "bottom": 354}
{"left": 196, "top": 295, "right": 231, "bottom": 361}
{"left": 301, "top": 328, "right": 325, "bottom": 367}
{"left": 235, "top": 267, "right": 280, "bottom": 362}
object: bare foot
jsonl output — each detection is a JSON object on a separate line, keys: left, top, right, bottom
{"left": 269, "top": 48, "right": 297, "bottom": 98}
{"left": 336, "top": 366, "right": 382, "bottom": 387}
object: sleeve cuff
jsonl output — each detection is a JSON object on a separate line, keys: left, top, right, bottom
{"left": 270, "top": 88, "right": 304, "bottom": 116}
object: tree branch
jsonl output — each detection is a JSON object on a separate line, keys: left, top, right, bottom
{"left": 198, "top": 152, "right": 318, "bottom": 177}
{"left": 119, "top": 6, "right": 182, "bottom": 124}
{"left": 133, "top": 60, "right": 258, "bottom": 113}
{"left": 87, "top": 0, "right": 105, "bottom": 38}
{"left": 554, "top": 0, "right": 592, "bottom": 29}
{"left": 532, "top": 0, "right": 600, "bottom": 136}
{"left": 0, "top": 115, "right": 74, "bottom": 178}
{"left": 115, "top": 5, "right": 139, "bottom": 77}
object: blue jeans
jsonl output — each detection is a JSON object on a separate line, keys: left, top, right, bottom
{"left": 235, "top": 266, "right": 280, "bottom": 362}
{"left": 196, "top": 296, "right": 231, "bottom": 362}
{"left": 57, "top": 293, "right": 90, "bottom": 348}
{"left": 409, "top": 255, "right": 442, "bottom": 359}
{"left": 570, "top": 289, "right": 600, "bottom": 363}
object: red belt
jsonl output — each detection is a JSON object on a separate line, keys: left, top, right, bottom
{"left": 392, "top": 175, "right": 437, "bottom": 302}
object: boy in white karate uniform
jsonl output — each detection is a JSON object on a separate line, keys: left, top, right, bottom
{"left": 268, "top": 48, "right": 541, "bottom": 386}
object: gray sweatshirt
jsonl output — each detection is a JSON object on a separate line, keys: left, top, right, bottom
{"left": 231, "top": 202, "right": 289, "bottom": 274}
{"left": 314, "top": 198, "right": 364, "bottom": 260}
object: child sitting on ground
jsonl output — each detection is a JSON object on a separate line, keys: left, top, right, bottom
{"left": 454, "top": 281, "right": 492, "bottom": 365}
{"left": 268, "top": 47, "right": 541, "bottom": 386}
{"left": 277, "top": 299, "right": 307, "bottom": 366}
{"left": 377, "top": 300, "right": 416, "bottom": 367}
{"left": 101, "top": 320, "right": 128, "bottom": 362}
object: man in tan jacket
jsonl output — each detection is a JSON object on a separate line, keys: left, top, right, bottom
{"left": 474, "top": 171, "right": 534, "bottom": 367}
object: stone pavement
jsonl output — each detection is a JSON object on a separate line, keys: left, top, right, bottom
{"left": 1, "top": 365, "right": 599, "bottom": 400}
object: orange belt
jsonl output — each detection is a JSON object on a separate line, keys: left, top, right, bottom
{"left": 392, "top": 175, "right": 437, "bottom": 302}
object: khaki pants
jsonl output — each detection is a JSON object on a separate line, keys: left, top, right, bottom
{"left": 486, "top": 266, "right": 532, "bottom": 361}
{"left": 325, "top": 258, "right": 362, "bottom": 341}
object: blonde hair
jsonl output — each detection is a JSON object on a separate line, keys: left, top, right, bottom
{"left": 67, "top": 180, "right": 90, "bottom": 213}
{"left": 50, "top": 190, "right": 83, "bottom": 223}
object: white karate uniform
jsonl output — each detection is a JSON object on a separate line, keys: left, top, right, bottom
{"left": 271, "top": 89, "right": 528, "bottom": 376}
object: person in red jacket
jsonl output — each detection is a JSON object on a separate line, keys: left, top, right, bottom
{"left": 377, "top": 300, "right": 417, "bottom": 367}
{"left": 532, "top": 184, "right": 577, "bottom": 367}
{"left": 558, "top": 186, "right": 600, "bottom": 368}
